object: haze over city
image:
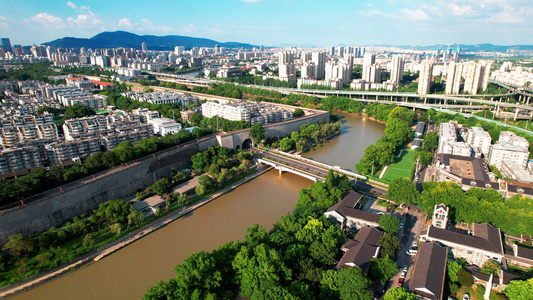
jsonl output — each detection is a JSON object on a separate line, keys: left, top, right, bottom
{"left": 2, "top": 0, "right": 533, "bottom": 46}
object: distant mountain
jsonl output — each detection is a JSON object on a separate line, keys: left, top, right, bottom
{"left": 43, "top": 31, "right": 258, "bottom": 50}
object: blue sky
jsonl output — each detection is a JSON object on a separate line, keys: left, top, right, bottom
{"left": 1, "top": 0, "right": 532, "bottom": 47}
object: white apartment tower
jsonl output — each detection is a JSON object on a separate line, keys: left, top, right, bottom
{"left": 312, "top": 51, "right": 326, "bottom": 80}
{"left": 446, "top": 62, "right": 464, "bottom": 94}
{"left": 417, "top": 60, "right": 434, "bottom": 94}
{"left": 488, "top": 131, "right": 530, "bottom": 170}
{"left": 141, "top": 42, "right": 147, "bottom": 52}
{"left": 390, "top": 55, "right": 405, "bottom": 84}
{"left": 362, "top": 52, "right": 376, "bottom": 81}
{"left": 464, "top": 61, "right": 492, "bottom": 95}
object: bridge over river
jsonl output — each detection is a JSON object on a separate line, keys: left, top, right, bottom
{"left": 252, "top": 148, "right": 388, "bottom": 196}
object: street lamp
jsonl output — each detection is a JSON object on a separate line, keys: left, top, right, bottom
{"left": 371, "top": 160, "right": 374, "bottom": 177}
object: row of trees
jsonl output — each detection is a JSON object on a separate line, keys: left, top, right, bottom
{"left": 144, "top": 171, "right": 383, "bottom": 300}
{"left": 277, "top": 122, "right": 342, "bottom": 152}
{"left": 0, "top": 63, "right": 115, "bottom": 83}
{"left": 356, "top": 105, "right": 415, "bottom": 175}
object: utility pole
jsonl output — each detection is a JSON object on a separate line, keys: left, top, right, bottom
{"left": 371, "top": 160, "right": 374, "bottom": 177}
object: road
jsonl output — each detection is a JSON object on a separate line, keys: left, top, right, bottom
{"left": 388, "top": 205, "right": 427, "bottom": 291}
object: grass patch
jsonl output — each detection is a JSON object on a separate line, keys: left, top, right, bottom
{"left": 457, "top": 284, "right": 504, "bottom": 300}
{"left": 382, "top": 149, "right": 417, "bottom": 181}
{"left": 376, "top": 199, "right": 389, "bottom": 207}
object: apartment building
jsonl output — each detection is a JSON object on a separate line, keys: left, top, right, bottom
{"left": 488, "top": 131, "right": 529, "bottom": 170}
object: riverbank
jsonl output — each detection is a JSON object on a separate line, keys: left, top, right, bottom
{"left": 0, "top": 165, "right": 273, "bottom": 299}
{"left": 297, "top": 130, "right": 340, "bottom": 154}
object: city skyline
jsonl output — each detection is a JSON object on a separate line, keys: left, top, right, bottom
{"left": 1, "top": 0, "right": 533, "bottom": 47}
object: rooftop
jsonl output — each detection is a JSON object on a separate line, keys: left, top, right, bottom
{"left": 410, "top": 242, "right": 448, "bottom": 300}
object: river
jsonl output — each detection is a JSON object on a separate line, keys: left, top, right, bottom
{"left": 12, "top": 113, "right": 384, "bottom": 300}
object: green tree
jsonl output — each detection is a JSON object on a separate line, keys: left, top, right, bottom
{"left": 279, "top": 137, "right": 294, "bottom": 151}
{"left": 377, "top": 233, "right": 400, "bottom": 260}
{"left": 384, "top": 287, "right": 417, "bottom": 300}
{"left": 337, "top": 267, "right": 373, "bottom": 300}
{"left": 150, "top": 178, "right": 172, "bottom": 196}
{"left": 379, "top": 214, "right": 400, "bottom": 234}
{"left": 387, "top": 177, "right": 419, "bottom": 205}
{"left": 423, "top": 131, "right": 439, "bottom": 152}
{"left": 481, "top": 259, "right": 501, "bottom": 275}
{"left": 447, "top": 261, "right": 461, "bottom": 283}
{"left": 3, "top": 233, "right": 36, "bottom": 257}
{"left": 504, "top": 278, "right": 533, "bottom": 300}
{"left": 293, "top": 108, "right": 305, "bottom": 118}
{"left": 417, "top": 151, "right": 433, "bottom": 166}
{"left": 248, "top": 123, "right": 265, "bottom": 145}
{"left": 457, "top": 268, "right": 474, "bottom": 287}
{"left": 369, "top": 255, "right": 397, "bottom": 283}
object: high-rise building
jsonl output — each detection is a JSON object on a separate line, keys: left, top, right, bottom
{"left": 417, "top": 60, "right": 434, "bottom": 94}
{"left": 390, "top": 55, "right": 405, "bottom": 84}
{"left": 463, "top": 61, "right": 491, "bottom": 95}
{"left": 363, "top": 64, "right": 381, "bottom": 83}
{"left": 141, "top": 42, "right": 147, "bottom": 52}
{"left": 1, "top": 38, "right": 12, "bottom": 53}
{"left": 312, "top": 51, "right": 326, "bottom": 80}
{"left": 301, "top": 52, "right": 311, "bottom": 62}
{"left": 278, "top": 51, "right": 294, "bottom": 65}
{"left": 362, "top": 52, "right": 376, "bottom": 81}
{"left": 445, "top": 62, "right": 463, "bottom": 94}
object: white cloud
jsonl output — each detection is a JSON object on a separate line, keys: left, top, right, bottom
{"left": 67, "top": 11, "right": 102, "bottom": 26}
{"left": 400, "top": 8, "right": 432, "bottom": 21}
{"left": 242, "top": 0, "right": 262, "bottom": 3}
{"left": 447, "top": 3, "right": 476, "bottom": 17}
{"left": 67, "top": 2, "right": 90, "bottom": 10}
{"left": 365, "top": 3, "right": 372, "bottom": 7}
{"left": 118, "top": 18, "right": 134, "bottom": 29}
{"left": 0, "top": 16, "right": 8, "bottom": 30}
{"left": 28, "top": 13, "right": 65, "bottom": 28}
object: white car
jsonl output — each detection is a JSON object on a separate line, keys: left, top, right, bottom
{"left": 400, "top": 271, "right": 406, "bottom": 278}
{"left": 463, "top": 294, "right": 470, "bottom": 300}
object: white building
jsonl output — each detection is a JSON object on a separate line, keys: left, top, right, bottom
{"left": 437, "top": 122, "right": 457, "bottom": 153}
{"left": 488, "top": 131, "right": 529, "bottom": 170}
{"left": 418, "top": 60, "right": 434, "bottom": 94}
{"left": 464, "top": 127, "right": 492, "bottom": 158}
{"left": 445, "top": 62, "right": 463, "bottom": 95}
{"left": 201, "top": 101, "right": 250, "bottom": 122}
{"left": 148, "top": 117, "right": 182, "bottom": 136}
{"left": 463, "top": 61, "right": 491, "bottom": 95}
{"left": 390, "top": 55, "right": 405, "bottom": 84}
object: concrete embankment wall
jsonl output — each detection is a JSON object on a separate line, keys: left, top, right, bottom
{"left": 0, "top": 111, "right": 329, "bottom": 243}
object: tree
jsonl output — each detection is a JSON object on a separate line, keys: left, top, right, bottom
{"left": 379, "top": 214, "right": 400, "bottom": 234}
{"left": 279, "top": 137, "right": 294, "bottom": 151}
{"left": 150, "top": 178, "right": 172, "bottom": 196}
{"left": 3, "top": 234, "right": 36, "bottom": 257}
{"left": 504, "top": 278, "right": 533, "bottom": 300}
{"left": 424, "top": 131, "right": 439, "bottom": 152}
{"left": 190, "top": 112, "right": 203, "bottom": 126}
{"left": 417, "top": 151, "right": 433, "bottom": 166}
{"left": 378, "top": 233, "right": 400, "bottom": 260}
{"left": 384, "top": 287, "right": 417, "bottom": 300}
{"left": 447, "top": 261, "right": 461, "bottom": 283}
{"left": 387, "top": 177, "right": 419, "bottom": 205}
{"left": 369, "top": 255, "right": 397, "bottom": 283}
{"left": 337, "top": 267, "right": 373, "bottom": 300}
{"left": 457, "top": 268, "right": 474, "bottom": 287}
{"left": 481, "top": 259, "right": 501, "bottom": 275}
{"left": 249, "top": 123, "right": 265, "bottom": 145}
{"left": 293, "top": 108, "right": 305, "bottom": 118}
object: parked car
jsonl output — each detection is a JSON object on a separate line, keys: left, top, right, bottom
{"left": 398, "top": 277, "right": 404, "bottom": 286}
{"left": 402, "top": 265, "right": 408, "bottom": 273}
{"left": 406, "top": 248, "right": 418, "bottom": 256}
{"left": 399, "top": 222, "right": 404, "bottom": 229}
{"left": 462, "top": 294, "right": 469, "bottom": 300}
{"left": 400, "top": 271, "right": 406, "bottom": 278}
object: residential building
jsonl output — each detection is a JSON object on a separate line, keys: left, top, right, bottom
{"left": 180, "top": 110, "right": 196, "bottom": 123}
{"left": 464, "top": 127, "right": 492, "bottom": 158}
{"left": 1, "top": 38, "right": 12, "bottom": 54}
{"left": 324, "top": 191, "right": 380, "bottom": 231}
{"left": 0, "top": 144, "right": 46, "bottom": 174}
{"left": 312, "top": 51, "right": 326, "bottom": 80}
{"left": 445, "top": 62, "right": 463, "bottom": 94}
{"left": 201, "top": 101, "right": 250, "bottom": 122}
{"left": 435, "top": 153, "right": 498, "bottom": 191}
{"left": 217, "top": 65, "right": 242, "bottom": 78}
{"left": 336, "top": 227, "right": 384, "bottom": 273}
{"left": 63, "top": 115, "right": 108, "bottom": 141}
{"left": 132, "top": 108, "right": 160, "bottom": 123}
{"left": 148, "top": 117, "right": 182, "bottom": 136}
{"left": 488, "top": 131, "right": 529, "bottom": 170}
{"left": 278, "top": 52, "right": 296, "bottom": 82}
{"left": 46, "top": 137, "right": 101, "bottom": 165}
{"left": 390, "top": 55, "right": 405, "bottom": 84}
{"left": 410, "top": 242, "right": 448, "bottom": 300}
{"left": 362, "top": 64, "right": 381, "bottom": 83}
{"left": 420, "top": 223, "right": 504, "bottom": 267}
{"left": 418, "top": 60, "right": 434, "bottom": 94}
{"left": 438, "top": 122, "right": 457, "bottom": 153}
{"left": 464, "top": 61, "right": 492, "bottom": 95}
